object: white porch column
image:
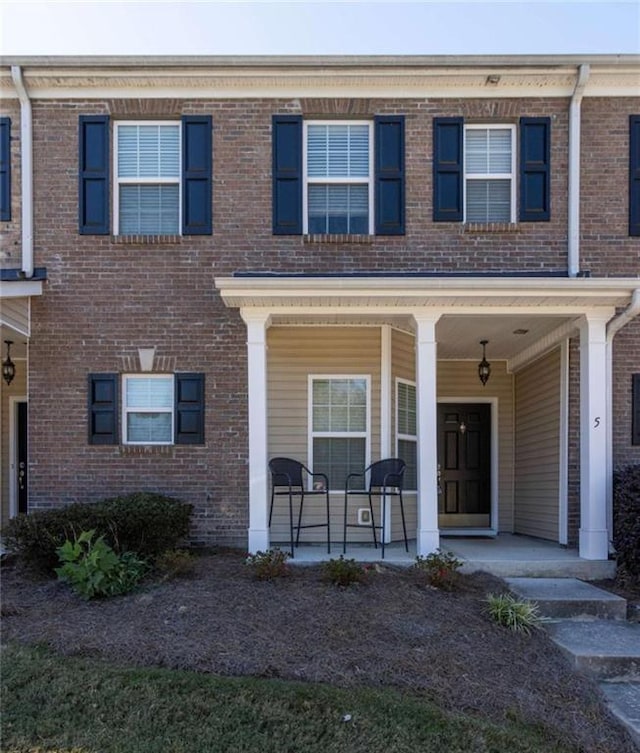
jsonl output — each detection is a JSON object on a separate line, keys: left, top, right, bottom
{"left": 413, "top": 313, "right": 441, "bottom": 555}
{"left": 578, "top": 311, "right": 613, "bottom": 560}
{"left": 241, "top": 309, "right": 272, "bottom": 554}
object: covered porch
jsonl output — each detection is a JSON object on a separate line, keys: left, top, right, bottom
{"left": 214, "top": 274, "right": 637, "bottom": 568}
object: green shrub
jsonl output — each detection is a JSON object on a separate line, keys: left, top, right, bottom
{"left": 245, "top": 549, "right": 290, "bottom": 580}
{"left": 486, "top": 593, "right": 541, "bottom": 635}
{"left": 55, "top": 529, "right": 149, "bottom": 600}
{"left": 155, "top": 549, "right": 197, "bottom": 579}
{"left": 413, "top": 549, "right": 463, "bottom": 590}
{"left": 613, "top": 464, "right": 640, "bottom": 583}
{"left": 2, "top": 493, "right": 193, "bottom": 575}
{"left": 322, "top": 555, "right": 367, "bottom": 587}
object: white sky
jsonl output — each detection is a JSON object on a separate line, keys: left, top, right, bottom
{"left": 0, "top": 0, "right": 638, "bottom": 57}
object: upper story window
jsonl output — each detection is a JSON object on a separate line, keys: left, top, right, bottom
{"left": 464, "top": 125, "right": 516, "bottom": 223}
{"left": 272, "top": 114, "right": 404, "bottom": 236}
{"left": 115, "top": 122, "right": 181, "bottom": 236}
{"left": 433, "top": 117, "right": 550, "bottom": 224}
{"left": 304, "top": 122, "right": 373, "bottom": 235}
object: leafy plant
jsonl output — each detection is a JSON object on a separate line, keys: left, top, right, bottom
{"left": 486, "top": 593, "right": 541, "bottom": 635}
{"left": 413, "top": 549, "right": 463, "bottom": 590}
{"left": 55, "top": 529, "right": 149, "bottom": 600}
{"left": 2, "top": 493, "right": 193, "bottom": 575}
{"left": 613, "top": 464, "right": 640, "bottom": 583}
{"left": 245, "top": 549, "right": 290, "bottom": 580}
{"left": 322, "top": 555, "right": 367, "bottom": 587}
{"left": 155, "top": 549, "right": 197, "bottom": 579}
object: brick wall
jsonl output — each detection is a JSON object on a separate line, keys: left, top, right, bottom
{"left": 1, "top": 93, "right": 637, "bottom": 546}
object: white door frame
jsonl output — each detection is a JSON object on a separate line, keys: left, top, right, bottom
{"left": 437, "top": 396, "right": 499, "bottom": 537}
{"left": 8, "top": 395, "right": 27, "bottom": 518}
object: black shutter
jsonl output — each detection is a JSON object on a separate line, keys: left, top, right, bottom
{"left": 519, "top": 117, "right": 551, "bottom": 222}
{"left": 88, "top": 374, "right": 118, "bottom": 445}
{"left": 633, "top": 374, "right": 640, "bottom": 445}
{"left": 175, "top": 373, "right": 205, "bottom": 445}
{"left": 79, "top": 115, "right": 110, "bottom": 235}
{"left": 182, "top": 115, "right": 212, "bottom": 235}
{"left": 0, "top": 117, "right": 10, "bottom": 221}
{"left": 630, "top": 116, "right": 640, "bottom": 237}
{"left": 433, "top": 117, "right": 463, "bottom": 222}
{"left": 375, "top": 115, "right": 405, "bottom": 235}
{"left": 272, "top": 115, "right": 302, "bottom": 235}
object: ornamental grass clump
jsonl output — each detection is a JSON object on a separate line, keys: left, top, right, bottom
{"left": 155, "top": 549, "right": 197, "bottom": 580}
{"left": 322, "top": 555, "right": 368, "bottom": 587}
{"left": 486, "top": 592, "right": 542, "bottom": 635}
{"left": 245, "top": 549, "right": 290, "bottom": 580}
{"left": 413, "top": 549, "right": 463, "bottom": 590}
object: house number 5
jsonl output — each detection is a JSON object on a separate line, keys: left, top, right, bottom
{"left": 594, "top": 417, "right": 600, "bottom": 428}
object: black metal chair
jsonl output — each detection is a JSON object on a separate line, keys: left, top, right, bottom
{"left": 268, "top": 457, "right": 331, "bottom": 557}
{"left": 343, "top": 458, "right": 408, "bottom": 559}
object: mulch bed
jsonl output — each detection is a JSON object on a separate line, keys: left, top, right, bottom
{"left": 1, "top": 549, "right": 637, "bottom": 753}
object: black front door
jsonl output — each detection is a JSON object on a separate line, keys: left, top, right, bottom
{"left": 437, "top": 403, "right": 491, "bottom": 529}
{"left": 17, "top": 402, "right": 28, "bottom": 514}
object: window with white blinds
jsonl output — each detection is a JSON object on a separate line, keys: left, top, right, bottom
{"left": 310, "top": 376, "right": 369, "bottom": 490}
{"left": 115, "top": 122, "right": 181, "bottom": 235}
{"left": 464, "top": 125, "right": 515, "bottom": 223}
{"left": 396, "top": 380, "right": 417, "bottom": 491}
{"left": 123, "top": 375, "right": 174, "bottom": 444}
{"left": 304, "top": 122, "right": 373, "bottom": 234}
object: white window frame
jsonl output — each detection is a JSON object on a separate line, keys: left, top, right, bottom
{"left": 308, "top": 374, "right": 371, "bottom": 492}
{"left": 302, "top": 120, "right": 374, "bottom": 235}
{"left": 463, "top": 123, "right": 516, "bottom": 224}
{"left": 113, "top": 120, "right": 182, "bottom": 236}
{"left": 122, "top": 373, "right": 175, "bottom": 446}
{"left": 395, "top": 378, "right": 417, "bottom": 492}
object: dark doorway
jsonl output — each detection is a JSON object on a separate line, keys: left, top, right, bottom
{"left": 437, "top": 403, "right": 491, "bottom": 529}
{"left": 17, "top": 401, "right": 28, "bottom": 515}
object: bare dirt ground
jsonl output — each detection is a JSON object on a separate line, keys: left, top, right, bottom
{"left": 1, "top": 549, "right": 637, "bottom": 753}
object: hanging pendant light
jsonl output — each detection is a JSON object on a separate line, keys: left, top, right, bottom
{"left": 478, "top": 339, "right": 491, "bottom": 386}
{"left": 3, "top": 340, "right": 16, "bottom": 386}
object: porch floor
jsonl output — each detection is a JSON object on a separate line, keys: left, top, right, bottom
{"left": 281, "top": 533, "right": 616, "bottom": 580}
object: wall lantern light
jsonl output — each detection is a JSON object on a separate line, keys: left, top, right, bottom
{"left": 478, "top": 339, "right": 491, "bottom": 386}
{"left": 3, "top": 340, "right": 16, "bottom": 386}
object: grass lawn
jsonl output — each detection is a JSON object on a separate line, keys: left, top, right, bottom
{"left": 2, "top": 644, "right": 573, "bottom": 753}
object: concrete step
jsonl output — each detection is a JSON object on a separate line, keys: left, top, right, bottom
{"left": 505, "top": 577, "right": 628, "bottom": 620}
{"left": 545, "top": 620, "right": 640, "bottom": 680}
{"left": 600, "top": 681, "right": 640, "bottom": 748}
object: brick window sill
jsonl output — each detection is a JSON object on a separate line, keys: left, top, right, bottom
{"left": 119, "top": 445, "right": 176, "bottom": 456}
{"left": 463, "top": 223, "right": 520, "bottom": 234}
{"left": 112, "top": 235, "right": 183, "bottom": 245}
{"left": 303, "top": 234, "right": 374, "bottom": 244}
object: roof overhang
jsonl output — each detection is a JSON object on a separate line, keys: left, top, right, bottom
{"left": 215, "top": 275, "right": 639, "bottom": 314}
{"left": 2, "top": 54, "right": 639, "bottom": 99}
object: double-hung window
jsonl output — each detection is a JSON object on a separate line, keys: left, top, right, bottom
{"left": 396, "top": 380, "right": 417, "bottom": 491}
{"left": 304, "top": 122, "right": 373, "bottom": 234}
{"left": 123, "top": 374, "right": 174, "bottom": 445}
{"left": 310, "top": 376, "right": 369, "bottom": 490}
{"left": 115, "top": 122, "right": 181, "bottom": 235}
{"left": 464, "top": 125, "right": 515, "bottom": 223}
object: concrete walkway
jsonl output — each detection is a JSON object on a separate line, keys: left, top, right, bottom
{"left": 507, "top": 577, "right": 640, "bottom": 750}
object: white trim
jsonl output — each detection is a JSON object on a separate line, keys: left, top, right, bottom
{"left": 302, "top": 120, "right": 374, "bottom": 235}
{"left": 437, "top": 396, "right": 499, "bottom": 536}
{"left": 558, "top": 340, "right": 569, "bottom": 545}
{"left": 8, "top": 396, "right": 27, "bottom": 518}
{"left": 463, "top": 124, "right": 516, "bottom": 224}
{"left": 121, "top": 373, "right": 175, "bottom": 445}
{"left": 308, "top": 374, "right": 371, "bottom": 493}
{"left": 113, "top": 120, "right": 182, "bottom": 237}
{"left": 381, "top": 327, "right": 392, "bottom": 541}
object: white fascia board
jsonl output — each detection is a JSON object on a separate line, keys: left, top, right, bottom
{"left": 0, "top": 280, "right": 43, "bottom": 298}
